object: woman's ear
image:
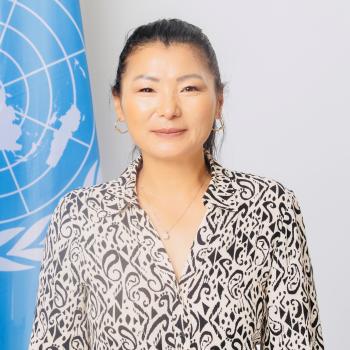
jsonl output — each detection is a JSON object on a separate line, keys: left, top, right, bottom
{"left": 216, "top": 93, "right": 224, "bottom": 118}
{"left": 113, "top": 95, "right": 126, "bottom": 122}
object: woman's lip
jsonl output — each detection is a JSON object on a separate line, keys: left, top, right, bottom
{"left": 152, "top": 129, "right": 187, "bottom": 137}
{"left": 152, "top": 128, "right": 186, "bottom": 134}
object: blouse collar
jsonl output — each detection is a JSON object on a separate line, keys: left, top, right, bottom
{"left": 112, "top": 149, "right": 241, "bottom": 212}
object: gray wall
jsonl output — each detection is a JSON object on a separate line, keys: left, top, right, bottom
{"left": 80, "top": 1, "right": 350, "bottom": 348}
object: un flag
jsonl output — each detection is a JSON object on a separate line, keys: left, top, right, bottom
{"left": 0, "top": 1, "right": 101, "bottom": 348}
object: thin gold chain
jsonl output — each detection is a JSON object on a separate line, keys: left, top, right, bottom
{"left": 139, "top": 173, "right": 208, "bottom": 240}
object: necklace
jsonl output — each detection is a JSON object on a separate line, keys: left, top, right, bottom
{"left": 138, "top": 173, "right": 209, "bottom": 240}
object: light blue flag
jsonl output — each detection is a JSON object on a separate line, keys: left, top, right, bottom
{"left": 0, "top": 1, "right": 101, "bottom": 348}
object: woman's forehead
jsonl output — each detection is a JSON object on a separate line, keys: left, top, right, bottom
{"left": 124, "top": 42, "right": 210, "bottom": 78}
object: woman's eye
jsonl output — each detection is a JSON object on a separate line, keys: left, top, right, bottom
{"left": 183, "top": 86, "right": 199, "bottom": 92}
{"left": 139, "top": 87, "right": 154, "bottom": 93}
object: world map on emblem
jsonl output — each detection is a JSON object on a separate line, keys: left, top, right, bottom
{"left": 0, "top": 0, "right": 100, "bottom": 271}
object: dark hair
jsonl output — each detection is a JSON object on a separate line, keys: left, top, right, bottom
{"left": 110, "top": 18, "right": 227, "bottom": 159}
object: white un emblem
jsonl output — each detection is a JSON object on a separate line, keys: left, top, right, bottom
{"left": 0, "top": 1, "right": 101, "bottom": 271}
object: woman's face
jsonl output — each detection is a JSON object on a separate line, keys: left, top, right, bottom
{"left": 113, "top": 41, "right": 223, "bottom": 159}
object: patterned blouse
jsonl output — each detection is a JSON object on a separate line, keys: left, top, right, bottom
{"left": 29, "top": 149, "right": 324, "bottom": 350}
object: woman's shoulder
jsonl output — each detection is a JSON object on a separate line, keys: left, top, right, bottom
{"left": 233, "top": 167, "right": 293, "bottom": 192}
{"left": 221, "top": 165, "right": 297, "bottom": 208}
{"left": 208, "top": 154, "right": 296, "bottom": 209}
{"left": 58, "top": 177, "right": 127, "bottom": 222}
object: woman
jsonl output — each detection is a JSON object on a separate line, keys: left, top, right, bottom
{"left": 29, "top": 18, "right": 324, "bottom": 350}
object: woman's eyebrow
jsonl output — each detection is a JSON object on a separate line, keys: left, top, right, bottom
{"left": 133, "top": 74, "right": 204, "bottom": 82}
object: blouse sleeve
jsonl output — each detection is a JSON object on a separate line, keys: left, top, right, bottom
{"left": 261, "top": 189, "right": 324, "bottom": 349}
{"left": 28, "top": 190, "right": 89, "bottom": 350}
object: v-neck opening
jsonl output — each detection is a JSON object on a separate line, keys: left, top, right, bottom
{"left": 136, "top": 201, "right": 212, "bottom": 287}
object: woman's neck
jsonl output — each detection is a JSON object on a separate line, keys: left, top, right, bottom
{"left": 136, "top": 150, "right": 212, "bottom": 204}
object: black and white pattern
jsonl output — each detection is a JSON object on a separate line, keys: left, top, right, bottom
{"left": 29, "top": 149, "right": 324, "bottom": 350}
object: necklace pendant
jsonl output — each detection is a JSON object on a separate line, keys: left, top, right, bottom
{"left": 162, "top": 231, "right": 170, "bottom": 240}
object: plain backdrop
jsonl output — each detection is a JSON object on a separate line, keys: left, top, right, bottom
{"left": 80, "top": 1, "right": 350, "bottom": 348}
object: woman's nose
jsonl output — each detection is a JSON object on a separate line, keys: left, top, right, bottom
{"left": 158, "top": 92, "right": 180, "bottom": 119}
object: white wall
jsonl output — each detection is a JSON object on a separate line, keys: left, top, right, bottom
{"left": 80, "top": 1, "right": 350, "bottom": 348}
